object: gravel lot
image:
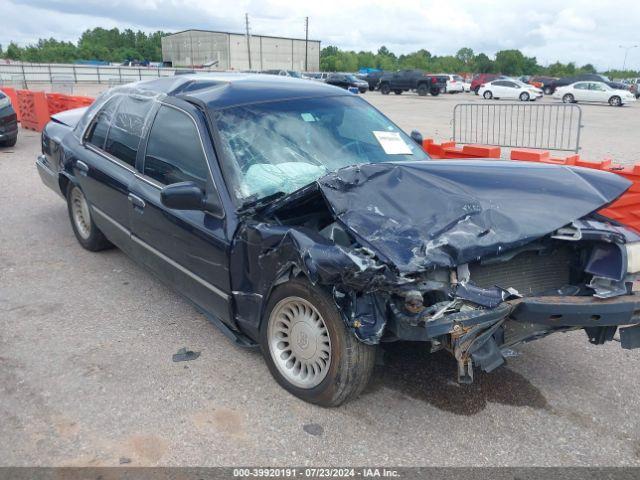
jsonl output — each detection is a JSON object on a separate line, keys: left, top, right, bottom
{"left": 1, "top": 91, "right": 639, "bottom": 467}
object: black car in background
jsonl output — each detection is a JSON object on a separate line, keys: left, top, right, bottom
{"left": 360, "top": 71, "right": 384, "bottom": 91}
{"left": 325, "top": 73, "right": 368, "bottom": 93}
{"left": 35, "top": 74, "right": 640, "bottom": 407}
{"left": 544, "top": 73, "right": 626, "bottom": 95}
{"left": 0, "top": 91, "right": 18, "bottom": 147}
{"left": 378, "top": 69, "right": 446, "bottom": 96}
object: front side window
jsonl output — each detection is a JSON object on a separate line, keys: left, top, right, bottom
{"left": 213, "top": 95, "right": 429, "bottom": 204}
{"left": 85, "top": 96, "right": 122, "bottom": 149}
{"left": 143, "top": 106, "right": 209, "bottom": 188}
{"left": 104, "top": 95, "right": 153, "bottom": 167}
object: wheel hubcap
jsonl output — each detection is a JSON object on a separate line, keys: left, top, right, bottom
{"left": 70, "top": 188, "right": 91, "bottom": 240}
{"left": 267, "top": 297, "right": 331, "bottom": 389}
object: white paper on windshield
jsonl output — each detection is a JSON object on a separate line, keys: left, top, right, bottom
{"left": 373, "top": 131, "right": 413, "bottom": 155}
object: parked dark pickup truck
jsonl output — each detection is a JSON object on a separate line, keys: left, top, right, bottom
{"left": 36, "top": 73, "right": 640, "bottom": 407}
{"left": 378, "top": 70, "right": 446, "bottom": 96}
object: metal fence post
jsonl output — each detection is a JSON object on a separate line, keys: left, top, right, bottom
{"left": 97, "top": 67, "right": 101, "bottom": 84}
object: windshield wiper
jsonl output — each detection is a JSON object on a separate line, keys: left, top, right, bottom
{"left": 238, "top": 191, "right": 287, "bottom": 212}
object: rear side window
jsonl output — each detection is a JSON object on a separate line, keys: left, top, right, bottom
{"left": 143, "top": 106, "right": 209, "bottom": 188}
{"left": 85, "top": 96, "right": 122, "bottom": 149}
{"left": 104, "top": 96, "right": 153, "bottom": 167}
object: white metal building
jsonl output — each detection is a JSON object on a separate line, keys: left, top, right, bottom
{"left": 161, "top": 29, "right": 321, "bottom": 71}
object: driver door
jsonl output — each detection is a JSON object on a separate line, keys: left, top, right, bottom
{"left": 129, "top": 101, "right": 233, "bottom": 326}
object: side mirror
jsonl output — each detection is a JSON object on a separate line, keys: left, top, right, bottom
{"left": 160, "top": 182, "right": 205, "bottom": 210}
{"left": 410, "top": 130, "right": 423, "bottom": 145}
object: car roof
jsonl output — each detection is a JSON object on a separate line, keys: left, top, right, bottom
{"left": 124, "top": 73, "right": 350, "bottom": 110}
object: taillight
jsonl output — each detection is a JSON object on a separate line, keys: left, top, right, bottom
{"left": 431, "top": 77, "right": 436, "bottom": 83}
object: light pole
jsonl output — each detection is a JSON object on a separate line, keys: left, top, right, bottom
{"left": 619, "top": 44, "right": 638, "bottom": 71}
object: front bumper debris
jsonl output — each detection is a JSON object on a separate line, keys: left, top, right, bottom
{"left": 389, "top": 292, "right": 640, "bottom": 383}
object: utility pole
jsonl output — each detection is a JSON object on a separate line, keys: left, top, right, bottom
{"left": 245, "top": 13, "right": 252, "bottom": 70}
{"left": 304, "top": 16, "right": 309, "bottom": 72}
{"left": 619, "top": 45, "right": 638, "bottom": 72}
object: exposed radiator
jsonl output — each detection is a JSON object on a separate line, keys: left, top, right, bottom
{"left": 469, "top": 248, "right": 573, "bottom": 296}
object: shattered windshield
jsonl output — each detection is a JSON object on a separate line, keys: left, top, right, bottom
{"left": 213, "top": 95, "right": 429, "bottom": 204}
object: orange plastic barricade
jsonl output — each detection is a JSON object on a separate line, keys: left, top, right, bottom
{"left": 0, "top": 87, "right": 21, "bottom": 122}
{"left": 422, "top": 138, "right": 501, "bottom": 159}
{"left": 17, "top": 90, "right": 50, "bottom": 131}
{"left": 65, "top": 96, "right": 94, "bottom": 109}
{"left": 46, "top": 93, "right": 69, "bottom": 116}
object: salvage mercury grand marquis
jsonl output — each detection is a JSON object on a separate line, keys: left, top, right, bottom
{"left": 37, "top": 74, "right": 640, "bottom": 406}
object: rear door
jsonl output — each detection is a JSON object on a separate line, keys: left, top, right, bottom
{"left": 572, "top": 82, "right": 590, "bottom": 101}
{"left": 129, "top": 101, "right": 233, "bottom": 326}
{"left": 490, "top": 80, "right": 508, "bottom": 97}
{"left": 78, "top": 94, "right": 153, "bottom": 253}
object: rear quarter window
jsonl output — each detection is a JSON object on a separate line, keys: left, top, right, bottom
{"left": 104, "top": 96, "right": 153, "bottom": 167}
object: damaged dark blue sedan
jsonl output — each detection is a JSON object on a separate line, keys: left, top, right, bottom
{"left": 36, "top": 74, "right": 640, "bottom": 406}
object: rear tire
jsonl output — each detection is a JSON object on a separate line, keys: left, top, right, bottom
{"left": 66, "top": 184, "right": 112, "bottom": 251}
{"left": 483, "top": 91, "right": 493, "bottom": 99}
{"left": 609, "top": 96, "right": 622, "bottom": 106}
{"left": 260, "top": 277, "right": 376, "bottom": 407}
{"left": 393, "top": 90, "right": 402, "bottom": 95}
{"left": 380, "top": 83, "right": 390, "bottom": 95}
{"left": 417, "top": 84, "right": 428, "bottom": 96}
{"left": 562, "top": 94, "right": 574, "bottom": 103}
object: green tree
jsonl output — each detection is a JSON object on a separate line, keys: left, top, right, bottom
{"left": 455, "top": 47, "right": 474, "bottom": 68}
{"left": 474, "top": 53, "right": 494, "bottom": 73}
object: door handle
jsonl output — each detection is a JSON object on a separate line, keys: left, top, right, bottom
{"left": 128, "top": 193, "right": 146, "bottom": 210}
{"left": 76, "top": 160, "right": 89, "bottom": 176}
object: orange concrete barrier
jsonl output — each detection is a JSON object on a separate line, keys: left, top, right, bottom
{"left": 0, "top": 87, "right": 21, "bottom": 122}
{"left": 17, "top": 90, "right": 50, "bottom": 131}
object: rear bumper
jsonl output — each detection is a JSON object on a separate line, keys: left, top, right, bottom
{"left": 36, "top": 154, "right": 63, "bottom": 198}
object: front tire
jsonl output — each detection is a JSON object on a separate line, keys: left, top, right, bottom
{"left": 519, "top": 92, "right": 530, "bottom": 101}
{"left": 483, "top": 90, "right": 493, "bottom": 99}
{"left": 260, "top": 278, "right": 376, "bottom": 407}
{"left": 417, "top": 84, "right": 428, "bottom": 96}
{"left": 609, "top": 96, "right": 622, "bottom": 106}
{"left": 380, "top": 83, "right": 390, "bottom": 95}
{"left": 0, "top": 136, "right": 17, "bottom": 147}
{"left": 66, "top": 184, "right": 111, "bottom": 251}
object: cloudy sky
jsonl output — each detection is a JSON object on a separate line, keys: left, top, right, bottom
{"left": 1, "top": 0, "right": 639, "bottom": 70}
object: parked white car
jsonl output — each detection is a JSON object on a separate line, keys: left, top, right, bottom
{"left": 553, "top": 81, "right": 636, "bottom": 106}
{"left": 479, "top": 79, "right": 543, "bottom": 101}
{"left": 445, "top": 74, "right": 465, "bottom": 93}
{"left": 462, "top": 80, "right": 471, "bottom": 92}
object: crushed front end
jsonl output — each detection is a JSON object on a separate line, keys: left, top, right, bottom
{"left": 383, "top": 218, "right": 640, "bottom": 383}
{"left": 231, "top": 161, "right": 640, "bottom": 383}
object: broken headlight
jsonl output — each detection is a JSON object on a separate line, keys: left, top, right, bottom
{"left": 626, "top": 242, "right": 640, "bottom": 274}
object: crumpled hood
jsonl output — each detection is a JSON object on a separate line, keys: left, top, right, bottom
{"left": 313, "top": 160, "right": 631, "bottom": 273}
